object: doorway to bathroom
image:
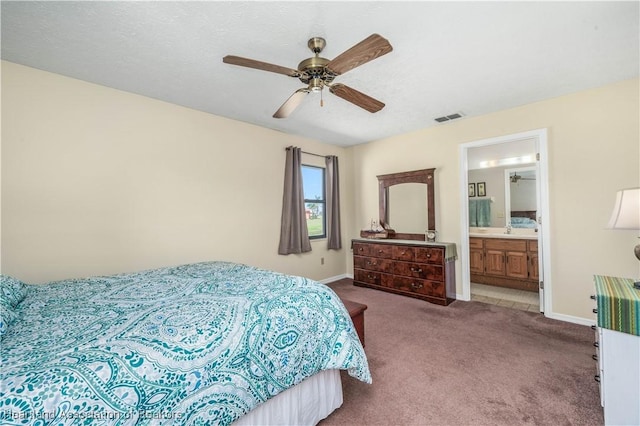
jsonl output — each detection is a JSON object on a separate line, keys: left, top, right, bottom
{"left": 459, "top": 129, "right": 551, "bottom": 316}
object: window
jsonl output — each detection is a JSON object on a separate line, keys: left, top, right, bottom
{"left": 302, "top": 165, "right": 326, "bottom": 239}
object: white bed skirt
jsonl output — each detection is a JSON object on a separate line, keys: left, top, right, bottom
{"left": 233, "top": 369, "right": 343, "bottom": 426}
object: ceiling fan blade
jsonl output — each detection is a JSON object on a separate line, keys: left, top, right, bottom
{"left": 325, "top": 34, "right": 393, "bottom": 76}
{"left": 223, "top": 55, "right": 300, "bottom": 77}
{"left": 273, "top": 89, "right": 309, "bottom": 118}
{"left": 329, "top": 84, "right": 385, "bottom": 113}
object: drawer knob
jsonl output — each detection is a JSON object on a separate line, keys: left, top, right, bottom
{"left": 410, "top": 282, "right": 423, "bottom": 290}
{"left": 359, "top": 247, "right": 364, "bottom": 251}
{"left": 590, "top": 295, "right": 596, "bottom": 300}
{"left": 593, "top": 308, "right": 598, "bottom": 314}
{"left": 410, "top": 267, "right": 423, "bottom": 273}
{"left": 591, "top": 325, "right": 597, "bottom": 331}
{"left": 593, "top": 342, "right": 599, "bottom": 348}
{"left": 592, "top": 354, "right": 598, "bottom": 361}
{"left": 427, "top": 254, "right": 431, "bottom": 258}
{"left": 594, "top": 375, "right": 600, "bottom": 383}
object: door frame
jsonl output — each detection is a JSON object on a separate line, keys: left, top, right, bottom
{"left": 458, "top": 128, "right": 552, "bottom": 316}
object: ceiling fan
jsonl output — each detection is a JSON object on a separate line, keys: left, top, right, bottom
{"left": 223, "top": 34, "right": 393, "bottom": 118}
{"left": 510, "top": 172, "right": 536, "bottom": 183}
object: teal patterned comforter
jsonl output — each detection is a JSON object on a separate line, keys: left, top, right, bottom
{"left": 0, "top": 262, "right": 371, "bottom": 425}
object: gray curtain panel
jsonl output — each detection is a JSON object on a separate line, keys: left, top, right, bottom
{"left": 278, "top": 146, "right": 312, "bottom": 255}
{"left": 326, "top": 155, "right": 342, "bottom": 250}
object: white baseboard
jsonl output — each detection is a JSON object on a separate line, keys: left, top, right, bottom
{"left": 317, "top": 273, "right": 349, "bottom": 285}
{"left": 544, "top": 312, "right": 596, "bottom": 327}
{"left": 460, "top": 294, "right": 595, "bottom": 327}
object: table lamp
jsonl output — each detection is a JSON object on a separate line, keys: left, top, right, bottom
{"left": 607, "top": 187, "right": 640, "bottom": 288}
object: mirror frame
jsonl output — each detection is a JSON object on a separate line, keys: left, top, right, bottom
{"left": 378, "top": 168, "right": 436, "bottom": 240}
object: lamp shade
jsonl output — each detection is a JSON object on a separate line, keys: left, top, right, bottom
{"left": 607, "top": 187, "right": 640, "bottom": 230}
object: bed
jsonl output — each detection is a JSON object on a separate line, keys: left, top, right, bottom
{"left": 0, "top": 261, "right": 371, "bottom": 425}
{"left": 510, "top": 211, "right": 538, "bottom": 229}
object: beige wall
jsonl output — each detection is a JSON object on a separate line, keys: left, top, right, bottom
{"left": 3, "top": 60, "right": 639, "bottom": 322}
{"left": 1, "top": 61, "right": 353, "bottom": 283}
{"left": 349, "top": 77, "right": 640, "bottom": 321}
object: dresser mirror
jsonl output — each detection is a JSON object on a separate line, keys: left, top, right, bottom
{"left": 378, "top": 168, "right": 436, "bottom": 240}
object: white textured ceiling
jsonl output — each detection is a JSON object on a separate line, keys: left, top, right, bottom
{"left": 2, "top": 1, "right": 638, "bottom": 146}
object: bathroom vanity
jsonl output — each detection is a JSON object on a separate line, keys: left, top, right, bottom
{"left": 469, "top": 232, "right": 539, "bottom": 292}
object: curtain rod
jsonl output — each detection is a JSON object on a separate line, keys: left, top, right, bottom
{"left": 285, "top": 146, "right": 328, "bottom": 159}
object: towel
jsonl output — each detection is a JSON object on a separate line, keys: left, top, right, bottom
{"left": 476, "top": 199, "right": 491, "bottom": 227}
{"left": 469, "top": 200, "right": 478, "bottom": 227}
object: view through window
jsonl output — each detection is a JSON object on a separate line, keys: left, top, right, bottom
{"left": 302, "top": 165, "right": 326, "bottom": 239}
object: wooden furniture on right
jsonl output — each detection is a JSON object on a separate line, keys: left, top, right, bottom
{"left": 470, "top": 236, "right": 539, "bottom": 292}
{"left": 592, "top": 275, "right": 640, "bottom": 426}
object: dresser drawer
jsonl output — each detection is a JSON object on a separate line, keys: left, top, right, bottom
{"left": 415, "top": 247, "right": 444, "bottom": 264}
{"left": 354, "top": 256, "right": 393, "bottom": 272}
{"left": 354, "top": 269, "right": 393, "bottom": 287}
{"left": 353, "top": 243, "right": 371, "bottom": 256}
{"left": 369, "top": 243, "right": 393, "bottom": 258}
{"left": 394, "top": 261, "right": 444, "bottom": 281}
{"left": 391, "top": 276, "right": 445, "bottom": 297}
{"left": 392, "top": 245, "right": 415, "bottom": 261}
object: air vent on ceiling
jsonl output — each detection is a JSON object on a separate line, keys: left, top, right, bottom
{"left": 434, "top": 112, "right": 465, "bottom": 123}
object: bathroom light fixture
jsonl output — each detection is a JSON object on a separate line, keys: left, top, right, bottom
{"left": 478, "top": 155, "right": 535, "bottom": 169}
{"left": 607, "top": 187, "right": 640, "bottom": 288}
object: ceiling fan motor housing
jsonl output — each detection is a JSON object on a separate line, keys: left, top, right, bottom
{"left": 297, "top": 56, "right": 335, "bottom": 86}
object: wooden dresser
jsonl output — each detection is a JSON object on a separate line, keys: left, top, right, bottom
{"left": 352, "top": 238, "right": 457, "bottom": 306}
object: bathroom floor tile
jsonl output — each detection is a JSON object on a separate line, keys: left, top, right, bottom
{"left": 471, "top": 283, "right": 540, "bottom": 312}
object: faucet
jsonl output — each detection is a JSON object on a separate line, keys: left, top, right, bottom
{"left": 505, "top": 223, "right": 512, "bottom": 234}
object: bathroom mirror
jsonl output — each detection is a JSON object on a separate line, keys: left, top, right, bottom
{"left": 505, "top": 167, "right": 537, "bottom": 225}
{"left": 378, "top": 168, "right": 435, "bottom": 240}
{"left": 467, "top": 164, "right": 536, "bottom": 227}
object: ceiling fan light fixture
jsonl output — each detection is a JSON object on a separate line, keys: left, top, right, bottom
{"left": 309, "top": 78, "right": 323, "bottom": 92}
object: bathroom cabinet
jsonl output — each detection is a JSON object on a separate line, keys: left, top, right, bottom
{"left": 469, "top": 237, "right": 539, "bottom": 292}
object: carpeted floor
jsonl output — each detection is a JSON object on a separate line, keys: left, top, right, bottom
{"left": 322, "top": 279, "right": 604, "bottom": 426}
